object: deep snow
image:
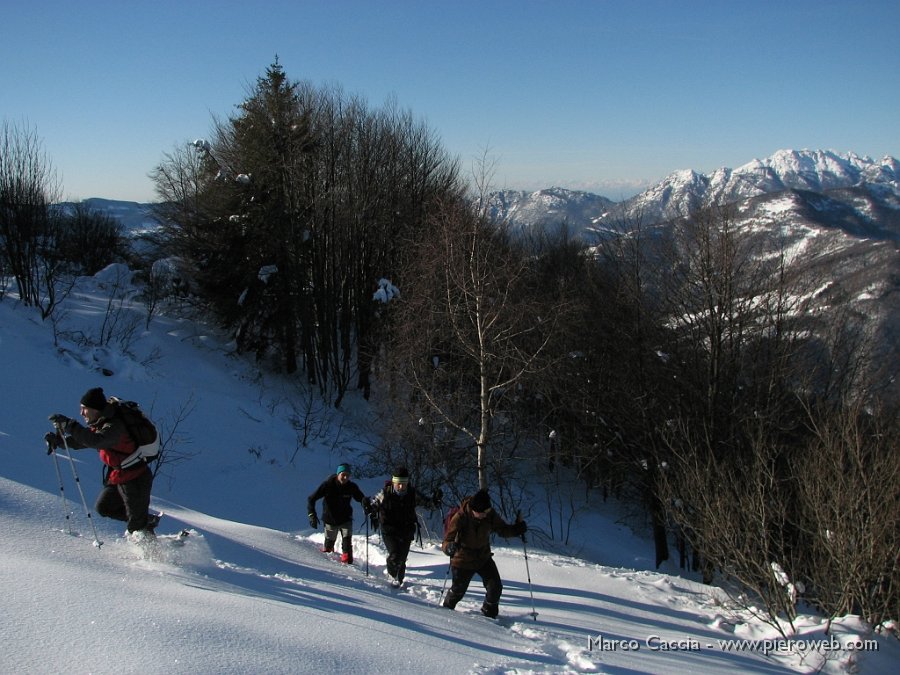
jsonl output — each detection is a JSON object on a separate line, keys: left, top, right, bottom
{"left": 1, "top": 266, "right": 897, "bottom": 674}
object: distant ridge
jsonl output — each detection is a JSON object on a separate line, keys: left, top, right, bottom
{"left": 602, "top": 149, "right": 899, "bottom": 229}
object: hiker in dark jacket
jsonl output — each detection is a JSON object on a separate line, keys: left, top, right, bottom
{"left": 46, "top": 387, "right": 158, "bottom": 538}
{"left": 367, "top": 466, "right": 438, "bottom": 587}
{"left": 307, "top": 463, "right": 366, "bottom": 564}
{"left": 441, "top": 489, "right": 526, "bottom": 618}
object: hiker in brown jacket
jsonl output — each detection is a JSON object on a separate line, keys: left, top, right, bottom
{"left": 441, "top": 489, "right": 526, "bottom": 618}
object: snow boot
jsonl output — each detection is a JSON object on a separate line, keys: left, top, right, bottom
{"left": 481, "top": 602, "right": 499, "bottom": 619}
{"left": 146, "top": 513, "right": 161, "bottom": 533}
{"left": 340, "top": 552, "right": 353, "bottom": 564}
{"left": 320, "top": 544, "right": 334, "bottom": 553}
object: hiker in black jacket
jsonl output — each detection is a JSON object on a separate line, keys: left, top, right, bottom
{"left": 367, "top": 466, "right": 438, "bottom": 587}
{"left": 46, "top": 387, "right": 159, "bottom": 539}
{"left": 307, "top": 463, "right": 366, "bottom": 564}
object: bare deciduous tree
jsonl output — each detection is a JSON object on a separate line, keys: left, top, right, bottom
{"left": 0, "top": 120, "right": 63, "bottom": 316}
{"left": 58, "top": 202, "right": 127, "bottom": 275}
{"left": 790, "top": 399, "right": 899, "bottom": 630}
{"left": 390, "top": 196, "right": 557, "bottom": 489}
{"left": 152, "top": 394, "right": 199, "bottom": 485}
{"left": 658, "top": 419, "right": 801, "bottom": 635}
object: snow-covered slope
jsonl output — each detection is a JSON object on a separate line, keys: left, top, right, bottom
{"left": 1, "top": 267, "right": 897, "bottom": 673}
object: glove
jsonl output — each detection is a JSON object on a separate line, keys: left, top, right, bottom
{"left": 48, "top": 414, "right": 71, "bottom": 430}
{"left": 369, "top": 512, "right": 379, "bottom": 532}
{"left": 445, "top": 541, "right": 459, "bottom": 557}
{"left": 308, "top": 512, "right": 318, "bottom": 529}
{"left": 362, "top": 499, "right": 373, "bottom": 516}
{"left": 514, "top": 520, "right": 528, "bottom": 536}
{"left": 432, "top": 488, "right": 443, "bottom": 505}
{"left": 44, "top": 431, "right": 60, "bottom": 453}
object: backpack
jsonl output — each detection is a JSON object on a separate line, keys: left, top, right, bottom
{"left": 442, "top": 504, "right": 461, "bottom": 541}
{"left": 108, "top": 397, "right": 160, "bottom": 469}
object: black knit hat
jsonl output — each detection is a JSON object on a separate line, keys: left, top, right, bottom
{"left": 470, "top": 489, "right": 491, "bottom": 512}
{"left": 80, "top": 387, "right": 107, "bottom": 411}
{"left": 392, "top": 466, "right": 410, "bottom": 480}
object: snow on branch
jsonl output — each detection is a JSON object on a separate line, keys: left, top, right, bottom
{"left": 373, "top": 278, "right": 400, "bottom": 303}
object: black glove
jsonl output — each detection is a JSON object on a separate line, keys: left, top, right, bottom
{"left": 308, "top": 512, "right": 318, "bottom": 529}
{"left": 369, "top": 512, "right": 379, "bottom": 532}
{"left": 514, "top": 520, "right": 528, "bottom": 536}
{"left": 44, "top": 431, "right": 60, "bottom": 453}
{"left": 48, "top": 414, "right": 71, "bottom": 431}
{"left": 432, "top": 488, "right": 443, "bottom": 505}
{"left": 362, "top": 499, "right": 373, "bottom": 516}
{"left": 445, "top": 541, "right": 459, "bottom": 557}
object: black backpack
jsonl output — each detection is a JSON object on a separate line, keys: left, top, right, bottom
{"left": 109, "top": 397, "right": 160, "bottom": 468}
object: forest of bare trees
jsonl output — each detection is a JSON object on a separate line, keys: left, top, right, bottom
{"left": 2, "top": 61, "right": 896, "bottom": 632}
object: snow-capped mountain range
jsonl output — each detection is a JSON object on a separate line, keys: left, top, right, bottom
{"left": 601, "top": 149, "right": 900, "bottom": 233}
{"left": 483, "top": 186, "right": 616, "bottom": 236}
{"left": 487, "top": 149, "right": 899, "bottom": 238}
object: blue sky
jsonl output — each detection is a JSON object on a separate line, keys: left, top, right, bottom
{"left": 3, "top": 0, "right": 898, "bottom": 203}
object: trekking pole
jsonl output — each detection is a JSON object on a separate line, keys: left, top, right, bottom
{"left": 365, "top": 513, "right": 370, "bottom": 577}
{"left": 57, "top": 425, "right": 103, "bottom": 548}
{"left": 518, "top": 511, "right": 538, "bottom": 621}
{"left": 438, "top": 561, "right": 452, "bottom": 606}
{"left": 47, "top": 439, "right": 72, "bottom": 535}
{"left": 521, "top": 534, "right": 538, "bottom": 620}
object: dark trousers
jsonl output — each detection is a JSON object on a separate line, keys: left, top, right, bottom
{"left": 95, "top": 469, "right": 153, "bottom": 533}
{"left": 382, "top": 531, "right": 412, "bottom": 581}
{"left": 324, "top": 520, "right": 352, "bottom": 554}
{"left": 443, "top": 558, "right": 503, "bottom": 616}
